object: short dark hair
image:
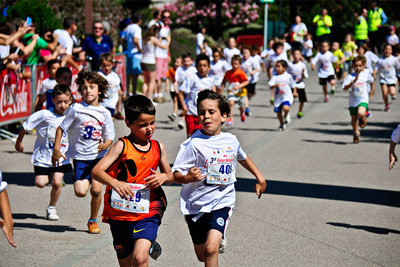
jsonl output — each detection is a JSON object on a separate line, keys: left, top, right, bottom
{"left": 63, "top": 17, "right": 76, "bottom": 29}
{"left": 353, "top": 55, "right": 366, "bottom": 65}
{"left": 131, "top": 13, "right": 142, "bottom": 24}
{"left": 99, "top": 52, "right": 114, "bottom": 63}
{"left": 231, "top": 54, "right": 242, "bottom": 64}
{"left": 124, "top": 95, "right": 156, "bottom": 123}
{"left": 52, "top": 84, "right": 72, "bottom": 98}
{"left": 55, "top": 67, "right": 72, "bottom": 79}
{"left": 182, "top": 52, "right": 193, "bottom": 61}
{"left": 196, "top": 53, "right": 210, "bottom": 66}
{"left": 47, "top": 59, "right": 60, "bottom": 69}
{"left": 197, "top": 90, "right": 230, "bottom": 119}
{"left": 276, "top": 60, "right": 288, "bottom": 69}
{"left": 272, "top": 42, "right": 284, "bottom": 51}
{"left": 75, "top": 71, "right": 109, "bottom": 102}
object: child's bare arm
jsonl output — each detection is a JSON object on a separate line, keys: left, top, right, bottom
{"left": 98, "top": 139, "right": 113, "bottom": 152}
{"left": 174, "top": 168, "right": 206, "bottom": 184}
{"left": 238, "top": 156, "right": 267, "bottom": 198}
{"left": 178, "top": 91, "right": 187, "bottom": 115}
{"left": 343, "top": 74, "right": 359, "bottom": 91}
{"left": 15, "top": 128, "right": 26, "bottom": 152}
{"left": 145, "top": 142, "right": 174, "bottom": 188}
{"left": 389, "top": 141, "right": 397, "bottom": 170}
{"left": 0, "top": 189, "right": 16, "bottom": 247}
{"left": 34, "top": 94, "right": 46, "bottom": 112}
{"left": 52, "top": 127, "right": 67, "bottom": 166}
{"left": 91, "top": 140, "right": 135, "bottom": 200}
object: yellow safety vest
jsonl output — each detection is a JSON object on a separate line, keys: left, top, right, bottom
{"left": 368, "top": 8, "right": 382, "bottom": 32}
{"left": 313, "top": 15, "right": 332, "bottom": 37}
{"left": 355, "top": 16, "right": 368, "bottom": 40}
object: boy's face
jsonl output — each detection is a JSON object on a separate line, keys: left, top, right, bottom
{"left": 212, "top": 51, "right": 220, "bottom": 61}
{"left": 353, "top": 60, "right": 365, "bottom": 73}
{"left": 126, "top": 113, "right": 156, "bottom": 141}
{"left": 56, "top": 72, "right": 72, "bottom": 87}
{"left": 182, "top": 57, "right": 193, "bottom": 68}
{"left": 196, "top": 59, "right": 210, "bottom": 77}
{"left": 48, "top": 63, "right": 60, "bottom": 79}
{"left": 198, "top": 99, "right": 226, "bottom": 136}
{"left": 275, "top": 45, "right": 283, "bottom": 55}
{"left": 275, "top": 63, "right": 285, "bottom": 74}
{"left": 101, "top": 60, "right": 113, "bottom": 75}
{"left": 242, "top": 49, "right": 250, "bottom": 60}
{"left": 321, "top": 43, "right": 329, "bottom": 52}
{"left": 52, "top": 93, "right": 71, "bottom": 115}
{"left": 231, "top": 59, "right": 241, "bottom": 70}
{"left": 174, "top": 58, "right": 182, "bottom": 68}
{"left": 81, "top": 80, "right": 100, "bottom": 105}
{"left": 384, "top": 45, "right": 392, "bottom": 57}
{"left": 332, "top": 43, "right": 339, "bottom": 51}
{"left": 293, "top": 51, "right": 301, "bottom": 61}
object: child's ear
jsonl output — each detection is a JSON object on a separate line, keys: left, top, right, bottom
{"left": 221, "top": 112, "right": 228, "bottom": 123}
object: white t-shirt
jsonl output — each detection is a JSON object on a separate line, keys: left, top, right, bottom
{"left": 288, "top": 61, "right": 308, "bottom": 89}
{"left": 268, "top": 72, "right": 295, "bottom": 107}
{"left": 311, "top": 51, "right": 337, "bottom": 78}
{"left": 205, "top": 46, "right": 213, "bottom": 61}
{"left": 302, "top": 39, "right": 313, "bottom": 57}
{"left": 53, "top": 29, "right": 73, "bottom": 55}
{"left": 364, "top": 51, "right": 379, "bottom": 72}
{"left": 23, "top": 110, "right": 70, "bottom": 167}
{"left": 141, "top": 40, "right": 155, "bottom": 64}
{"left": 39, "top": 78, "right": 57, "bottom": 95}
{"left": 0, "top": 171, "right": 6, "bottom": 193}
{"left": 0, "top": 45, "right": 10, "bottom": 58}
{"left": 342, "top": 70, "right": 374, "bottom": 107}
{"left": 290, "top": 23, "right": 308, "bottom": 43}
{"left": 60, "top": 102, "right": 115, "bottom": 160}
{"left": 386, "top": 34, "right": 399, "bottom": 46}
{"left": 125, "top": 23, "right": 142, "bottom": 59}
{"left": 261, "top": 48, "right": 274, "bottom": 58}
{"left": 175, "top": 65, "right": 197, "bottom": 91}
{"left": 196, "top": 33, "right": 205, "bottom": 55}
{"left": 155, "top": 22, "right": 170, "bottom": 58}
{"left": 98, "top": 71, "right": 121, "bottom": 110}
{"left": 391, "top": 125, "right": 400, "bottom": 143}
{"left": 223, "top": 47, "right": 240, "bottom": 66}
{"left": 180, "top": 74, "right": 214, "bottom": 116}
{"left": 266, "top": 52, "right": 289, "bottom": 75}
{"left": 241, "top": 57, "right": 259, "bottom": 84}
{"left": 375, "top": 55, "right": 400, "bottom": 84}
{"left": 284, "top": 42, "right": 292, "bottom": 54}
{"left": 251, "top": 54, "right": 262, "bottom": 83}
{"left": 172, "top": 130, "right": 247, "bottom": 215}
{"left": 210, "top": 59, "right": 231, "bottom": 87}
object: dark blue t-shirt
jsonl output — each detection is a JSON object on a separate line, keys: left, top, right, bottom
{"left": 82, "top": 34, "right": 114, "bottom": 71}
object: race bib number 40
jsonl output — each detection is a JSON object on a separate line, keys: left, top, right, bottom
{"left": 111, "top": 183, "right": 150, "bottom": 213}
{"left": 207, "top": 149, "right": 236, "bottom": 185}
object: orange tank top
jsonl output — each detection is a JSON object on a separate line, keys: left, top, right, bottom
{"left": 102, "top": 137, "right": 167, "bottom": 222}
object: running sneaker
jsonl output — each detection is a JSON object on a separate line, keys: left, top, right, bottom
{"left": 269, "top": 97, "right": 274, "bottom": 105}
{"left": 297, "top": 112, "right": 303, "bottom": 118}
{"left": 324, "top": 95, "right": 329, "bottom": 103}
{"left": 87, "top": 220, "right": 100, "bottom": 234}
{"left": 240, "top": 113, "right": 246, "bottom": 122}
{"left": 353, "top": 134, "right": 360, "bottom": 144}
{"left": 149, "top": 241, "right": 162, "bottom": 260}
{"left": 330, "top": 89, "right": 336, "bottom": 95}
{"left": 359, "top": 117, "right": 367, "bottom": 128}
{"left": 385, "top": 104, "right": 391, "bottom": 112}
{"left": 46, "top": 206, "right": 59, "bottom": 221}
{"left": 226, "top": 118, "right": 233, "bottom": 126}
{"left": 177, "top": 120, "right": 185, "bottom": 130}
{"left": 391, "top": 95, "right": 396, "bottom": 100}
{"left": 366, "top": 110, "right": 372, "bottom": 118}
{"left": 218, "top": 237, "right": 227, "bottom": 254}
{"left": 114, "top": 112, "right": 124, "bottom": 120}
{"left": 278, "top": 124, "right": 286, "bottom": 131}
{"left": 284, "top": 112, "right": 291, "bottom": 125}
{"left": 61, "top": 179, "right": 65, "bottom": 187}
{"left": 168, "top": 113, "right": 177, "bottom": 122}
{"left": 245, "top": 108, "right": 251, "bottom": 116}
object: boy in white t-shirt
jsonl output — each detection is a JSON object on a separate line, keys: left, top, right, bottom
{"left": 16, "top": 85, "right": 73, "bottom": 221}
{"left": 210, "top": 48, "right": 231, "bottom": 95}
{"left": 175, "top": 53, "right": 197, "bottom": 92}
{"left": 172, "top": 90, "right": 266, "bottom": 266}
{"left": 311, "top": 41, "right": 337, "bottom": 102}
{"left": 223, "top": 37, "right": 241, "bottom": 67}
{"left": 389, "top": 124, "right": 400, "bottom": 170}
{"left": 266, "top": 42, "right": 289, "bottom": 104}
{"left": 98, "top": 52, "right": 123, "bottom": 118}
{"left": 34, "top": 59, "right": 60, "bottom": 111}
{"left": 240, "top": 46, "right": 259, "bottom": 116}
{"left": 288, "top": 49, "right": 309, "bottom": 118}
{"left": 301, "top": 34, "right": 313, "bottom": 62}
{"left": 343, "top": 56, "right": 374, "bottom": 143}
{"left": 52, "top": 71, "right": 115, "bottom": 234}
{"left": 386, "top": 26, "right": 399, "bottom": 46}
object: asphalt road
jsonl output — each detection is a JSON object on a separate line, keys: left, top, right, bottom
{"left": 1, "top": 66, "right": 399, "bottom": 267}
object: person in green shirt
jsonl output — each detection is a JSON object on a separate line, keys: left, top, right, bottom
{"left": 331, "top": 42, "right": 346, "bottom": 82}
{"left": 313, "top": 8, "right": 333, "bottom": 45}
{"left": 21, "top": 28, "right": 58, "bottom": 65}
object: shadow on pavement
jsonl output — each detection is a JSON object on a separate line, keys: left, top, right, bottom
{"left": 302, "top": 139, "right": 349, "bottom": 145}
{"left": 13, "top": 222, "right": 83, "bottom": 233}
{"left": 3, "top": 172, "right": 74, "bottom": 186}
{"left": 5, "top": 150, "right": 33, "bottom": 155}
{"left": 13, "top": 213, "right": 43, "bottom": 220}
{"left": 326, "top": 222, "right": 400, "bottom": 235}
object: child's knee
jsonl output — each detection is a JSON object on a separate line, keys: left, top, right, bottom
{"left": 133, "top": 252, "right": 148, "bottom": 266}
{"left": 203, "top": 243, "right": 218, "bottom": 258}
{"left": 35, "top": 181, "right": 46, "bottom": 188}
{"left": 52, "top": 179, "right": 62, "bottom": 189}
{"left": 90, "top": 186, "right": 102, "bottom": 197}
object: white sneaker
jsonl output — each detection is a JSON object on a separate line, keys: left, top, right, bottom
{"left": 218, "top": 237, "right": 227, "bottom": 254}
{"left": 47, "top": 206, "right": 59, "bottom": 221}
{"left": 284, "top": 112, "right": 291, "bottom": 125}
{"left": 177, "top": 120, "right": 185, "bottom": 130}
{"left": 168, "top": 113, "right": 177, "bottom": 121}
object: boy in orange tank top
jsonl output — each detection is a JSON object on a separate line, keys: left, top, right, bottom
{"left": 92, "top": 95, "right": 173, "bottom": 266}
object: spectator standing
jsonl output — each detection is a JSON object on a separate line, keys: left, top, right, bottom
{"left": 53, "top": 17, "right": 80, "bottom": 70}
{"left": 148, "top": 9, "right": 161, "bottom": 28}
{"left": 312, "top": 8, "right": 333, "bottom": 44}
{"left": 125, "top": 13, "right": 143, "bottom": 96}
{"left": 354, "top": 8, "right": 368, "bottom": 47}
{"left": 289, "top": 15, "right": 308, "bottom": 51}
{"left": 22, "top": 27, "right": 58, "bottom": 65}
{"left": 81, "top": 21, "right": 115, "bottom": 71}
{"left": 196, "top": 26, "right": 206, "bottom": 55}
{"left": 368, "top": 1, "right": 388, "bottom": 54}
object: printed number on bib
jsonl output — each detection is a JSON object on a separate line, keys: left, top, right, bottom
{"left": 207, "top": 149, "right": 236, "bottom": 185}
{"left": 111, "top": 183, "right": 150, "bottom": 213}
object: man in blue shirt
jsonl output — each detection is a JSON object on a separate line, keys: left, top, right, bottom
{"left": 81, "top": 21, "right": 115, "bottom": 71}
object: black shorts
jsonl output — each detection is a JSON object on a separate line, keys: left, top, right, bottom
{"left": 34, "top": 164, "right": 73, "bottom": 176}
{"left": 169, "top": 91, "right": 183, "bottom": 109}
{"left": 185, "top": 207, "right": 232, "bottom": 245}
{"left": 335, "top": 69, "right": 343, "bottom": 80}
{"left": 319, "top": 75, "right": 335, "bottom": 86}
{"left": 247, "top": 83, "right": 256, "bottom": 95}
{"left": 381, "top": 83, "right": 396, "bottom": 87}
{"left": 297, "top": 88, "right": 307, "bottom": 102}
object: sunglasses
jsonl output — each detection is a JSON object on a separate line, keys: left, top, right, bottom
{"left": 94, "top": 27, "right": 103, "bottom": 30}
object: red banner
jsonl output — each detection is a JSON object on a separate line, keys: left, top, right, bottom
{"left": 0, "top": 67, "right": 32, "bottom": 125}
{"left": 114, "top": 54, "right": 127, "bottom": 93}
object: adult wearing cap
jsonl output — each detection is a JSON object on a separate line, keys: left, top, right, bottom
{"left": 354, "top": 8, "right": 368, "bottom": 47}
{"left": 312, "top": 8, "right": 332, "bottom": 45}
{"left": 368, "top": 1, "right": 388, "bottom": 54}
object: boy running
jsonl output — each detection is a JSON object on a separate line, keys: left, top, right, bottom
{"left": 172, "top": 90, "right": 266, "bottom": 266}
{"left": 92, "top": 95, "right": 173, "bottom": 266}
{"left": 288, "top": 49, "right": 308, "bottom": 118}
{"left": 34, "top": 59, "right": 60, "bottom": 111}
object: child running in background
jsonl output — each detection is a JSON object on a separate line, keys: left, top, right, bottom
{"left": 266, "top": 42, "right": 289, "bottom": 104}
{"left": 311, "top": 41, "right": 337, "bottom": 102}
{"left": 331, "top": 42, "right": 346, "bottom": 82}
{"left": 98, "top": 52, "right": 122, "bottom": 118}
{"left": 210, "top": 47, "right": 231, "bottom": 95}
{"left": 302, "top": 34, "right": 313, "bottom": 63}
{"left": 342, "top": 56, "right": 374, "bottom": 143}
{"left": 288, "top": 49, "right": 308, "bottom": 118}
{"left": 269, "top": 60, "right": 297, "bottom": 131}
{"left": 16, "top": 85, "right": 73, "bottom": 220}
{"left": 44, "top": 67, "right": 73, "bottom": 111}
{"left": 389, "top": 124, "right": 400, "bottom": 170}
{"left": 374, "top": 44, "right": 400, "bottom": 111}
{"left": 166, "top": 56, "right": 182, "bottom": 122}
{"left": 172, "top": 90, "right": 266, "bottom": 266}
{"left": 92, "top": 95, "right": 173, "bottom": 266}
{"left": 52, "top": 71, "right": 115, "bottom": 234}
{"left": 34, "top": 59, "right": 60, "bottom": 111}
{"left": 221, "top": 55, "right": 249, "bottom": 126}
{"left": 240, "top": 46, "right": 259, "bottom": 116}
{"left": 342, "top": 34, "right": 358, "bottom": 78}
{"left": 386, "top": 26, "right": 399, "bottom": 46}
{"left": 178, "top": 54, "right": 215, "bottom": 138}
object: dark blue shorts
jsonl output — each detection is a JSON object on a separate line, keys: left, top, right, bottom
{"left": 274, "top": 101, "right": 291, "bottom": 112}
{"left": 106, "top": 107, "right": 115, "bottom": 117}
{"left": 109, "top": 216, "right": 161, "bottom": 259}
{"left": 72, "top": 158, "right": 101, "bottom": 182}
{"left": 185, "top": 207, "right": 232, "bottom": 245}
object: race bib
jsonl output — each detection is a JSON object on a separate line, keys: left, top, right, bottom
{"left": 110, "top": 183, "right": 150, "bottom": 213}
{"left": 206, "top": 149, "right": 236, "bottom": 185}
{"left": 47, "top": 125, "right": 68, "bottom": 159}
{"left": 228, "top": 82, "right": 240, "bottom": 94}
{"left": 351, "top": 86, "right": 362, "bottom": 96}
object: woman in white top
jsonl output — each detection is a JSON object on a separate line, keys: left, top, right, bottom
{"left": 141, "top": 25, "right": 170, "bottom": 100}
